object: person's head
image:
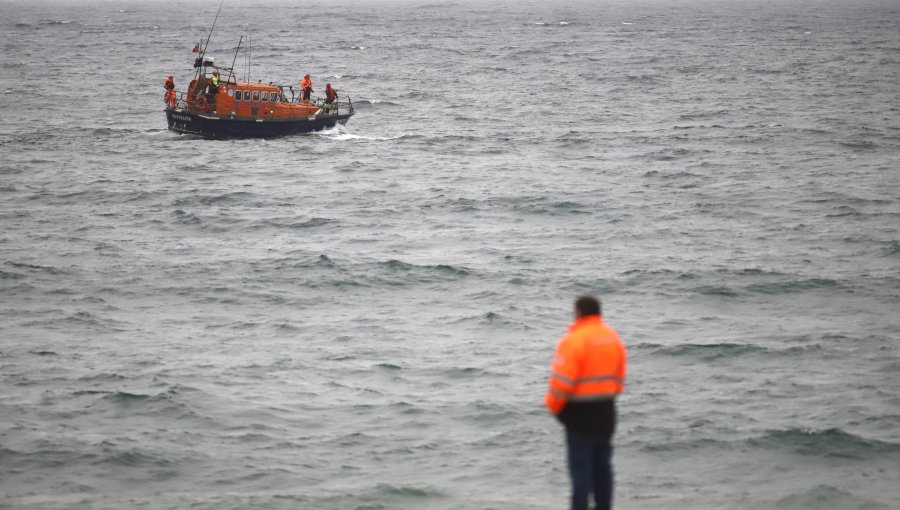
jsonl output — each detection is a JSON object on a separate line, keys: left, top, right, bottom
{"left": 168, "top": 75, "right": 173, "bottom": 80}
{"left": 573, "top": 294, "right": 602, "bottom": 319}
{"left": 326, "top": 83, "right": 332, "bottom": 88}
{"left": 305, "top": 74, "right": 310, "bottom": 79}
{"left": 213, "top": 70, "right": 218, "bottom": 76}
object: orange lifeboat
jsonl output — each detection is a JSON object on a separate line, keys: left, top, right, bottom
{"left": 165, "top": 56, "right": 353, "bottom": 138}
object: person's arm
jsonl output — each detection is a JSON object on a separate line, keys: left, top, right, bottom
{"left": 545, "top": 335, "right": 579, "bottom": 414}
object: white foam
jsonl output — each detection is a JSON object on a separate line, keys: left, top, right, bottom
{"left": 315, "top": 124, "right": 407, "bottom": 142}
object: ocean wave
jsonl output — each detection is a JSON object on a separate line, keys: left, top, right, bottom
{"left": 59, "top": 311, "right": 127, "bottom": 330}
{"left": 775, "top": 485, "right": 889, "bottom": 510}
{"left": 640, "top": 437, "right": 731, "bottom": 453}
{"left": 0, "top": 269, "right": 26, "bottom": 279}
{"left": 649, "top": 342, "right": 768, "bottom": 360}
{"left": 313, "top": 124, "right": 409, "bottom": 142}
{"left": 693, "top": 285, "right": 740, "bottom": 297}
{"left": 0, "top": 446, "right": 100, "bottom": 470}
{"left": 532, "top": 21, "right": 574, "bottom": 27}
{"left": 283, "top": 217, "right": 335, "bottom": 229}
{"left": 103, "top": 449, "right": 175, "bottom": 467}
{"left": 488, "top": 196, "right": 594, "bottom": 216}
{"left": 314, "top": 254, "right": 336, "bottom": 267}
{"left": 641, "top": 428, "right": 900, "bottom": 462}
{"left": 90, "top": 127, "right": 139, "bottom": 136}
{"left": 687, "top": 274, "right": 848, "bottom": 298}
{"left": 379, "top": 259, "right": 471, "bottom": 280}
{"left": 450, "top": 311, "right": 532, "bottom": 330}
{"left": 349, "top": 99, "right": 403, "bottom": 108}
{"left": 173, "top": 209, "right": 202, "bottom": 224}
{"left": 839, "top": 139, "right": 877, "bottom": 150}
{"left": 884, "top": 240, "right": 900, "bottom": 256}
{"left": 748, "top": 428, "right": 900, "bottom": 460}
{"left": 6, "top": 261, "right": 68, "bottom": 275}
{"left": 100, "top": 391, "right": 159, "bottom": 403}
{"left": 744, "top": 278, "right": 842, "bottom": 294}
{"left": 372, "top": 483, "right": 438, "bottom": 498}
{"left": 28, "top": 349, "right": 58, "bottom": 356}
{"left": 170, "top": 192, "right": 255, "bottom": 207}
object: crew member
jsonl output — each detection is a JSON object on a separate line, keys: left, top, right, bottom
{"left": 163, "top": 76, "right": 176, "bottom": 108}
{"left": 300, "top": 74, "right": 313, "bottom": 103}
{"left": 546, "top": 295, "right": 627, "bottom": 510}
{"left": 324, "top": 83, "right": 338, "bottom": 112}
{"left": 207, "top": 70, "right": 220, "bottom": 108}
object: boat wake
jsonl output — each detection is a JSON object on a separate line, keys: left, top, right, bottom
{"left": 314, "top": 124, "right": 408, "bottom": 142}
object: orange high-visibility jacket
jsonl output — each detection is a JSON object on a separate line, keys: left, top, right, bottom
{"left": 545, "top": 315, "right": 627, "bottom": 414}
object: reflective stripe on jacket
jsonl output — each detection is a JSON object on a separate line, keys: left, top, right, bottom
{"left": 545, "top": 315, "right": 626, "bottom": 414}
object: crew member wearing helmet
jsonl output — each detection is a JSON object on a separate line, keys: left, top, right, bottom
{"left": 300, "top": 74, "right": 313, "bottom": 103}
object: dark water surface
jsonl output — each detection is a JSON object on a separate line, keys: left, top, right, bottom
{"left": 1, "top": 0, "right": 899, "bottom": 508}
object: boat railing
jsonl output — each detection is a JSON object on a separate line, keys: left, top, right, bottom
{"left": 170, "top": 90, "right": 189, "bottom": 110}
{"left": 167, "top": 82, "right": 352, "bottom": 116}
{"left": 295, "top": 95, "right": 354, "bottom": 115}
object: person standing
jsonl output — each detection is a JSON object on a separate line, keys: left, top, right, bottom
{"left": 163, "top": 75, "right": 176, "bottom": 108}
{"left": 207, "top": 70, "right": 220, "bottom": 108}
{"left": 546, "top": 295, "right": 627, "bottom": 510}
{"left": 300, "top": 74, "right": 313, "bottom": 103}
{"left": 324, "top": 83, "right": 338, "bottom": 111}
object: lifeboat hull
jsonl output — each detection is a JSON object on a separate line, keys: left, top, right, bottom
{"left": 165, "top": 107, "right": 352, "bottom": 138}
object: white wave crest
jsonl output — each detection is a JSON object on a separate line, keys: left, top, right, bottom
{"left": 314, "top": 124, "right": 407, "bottom": 142}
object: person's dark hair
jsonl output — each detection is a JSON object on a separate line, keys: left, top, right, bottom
{"left": 574, "top": 295, "right": 602, "bottom": 317}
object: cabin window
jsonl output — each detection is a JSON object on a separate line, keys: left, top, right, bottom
{"left": 261, "top": 92, "right": 269, "bottom": 101}
{"left": 271, "top": 94, "right": 278, "bottom": 102}
{"left": 253, "top": 91, "right": 259, "bottom": 101}
{"left": 243, "top": 90, "right": 251, "bottom": 101}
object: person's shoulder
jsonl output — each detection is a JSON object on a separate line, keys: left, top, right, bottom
{"left": 601, "top": 322, "right": 623, "bottom": 340}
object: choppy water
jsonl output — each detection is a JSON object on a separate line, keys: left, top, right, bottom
{"left": 2, "top": 0, "right": 899, "bottom": 508}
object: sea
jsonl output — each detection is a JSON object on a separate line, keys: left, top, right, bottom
{"left": 1, "top": 0, "right": 898, "bottom": 508}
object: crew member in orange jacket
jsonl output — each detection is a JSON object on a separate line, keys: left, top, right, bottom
{"left": 546, "top": 295, "right": 627, "bottom": 510}
{"left": 163, "top": 76, "right": 176, "bottom": 107}
{"left": 300, "top": 74, "right": 313, "bottom": 103}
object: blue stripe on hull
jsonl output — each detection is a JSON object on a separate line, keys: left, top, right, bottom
{"left": 165, "top": 109, "right": 351, "bottom": 138}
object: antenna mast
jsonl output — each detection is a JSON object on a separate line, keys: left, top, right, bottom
{"left": 195, "top": 0, "right": 226, "bottom": 80}
{"left": 229, "top": 35, "right": 243, "bottom": 83}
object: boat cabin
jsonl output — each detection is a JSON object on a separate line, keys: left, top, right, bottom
{"left": 186, "top": 67, "right": 324, "bottom": 118}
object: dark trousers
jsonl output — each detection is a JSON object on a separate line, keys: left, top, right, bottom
{"left": 566, "top": 429, "right": 614, "bottom": 510}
